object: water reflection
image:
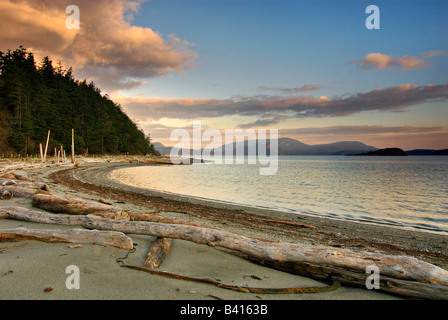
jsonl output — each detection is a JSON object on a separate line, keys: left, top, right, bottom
{"left": 109, "top": 156, "right": 448, "bottom": 233}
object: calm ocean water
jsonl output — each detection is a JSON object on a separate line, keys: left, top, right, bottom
{"left": 109, "top": 156, "right": 448, "bottom": 233}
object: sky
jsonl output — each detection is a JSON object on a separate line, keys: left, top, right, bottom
{"left": 1, "top": 0, "right": 447, "bottom": 150}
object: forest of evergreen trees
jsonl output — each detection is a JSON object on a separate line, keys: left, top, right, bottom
{"left": 0, "top": 46, "right": 157, "bottom": 156}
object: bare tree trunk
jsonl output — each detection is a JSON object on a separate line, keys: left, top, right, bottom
{"left": 71, "top": 128, "right": 75, "bottom": 164}
{"left": 39, "top": 143, "right": 43, "bottom": 163}
{"left": 43, "top": 130, "right": 50, "bottom": 163}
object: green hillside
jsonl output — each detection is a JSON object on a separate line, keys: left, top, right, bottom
{"left": 0, "top": 46, "right": 156, "bottom": 156}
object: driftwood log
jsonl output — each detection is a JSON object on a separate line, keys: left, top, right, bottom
{"left": 0, "top": 179, "right": 17, "bottom": 186}
{"left": 7, "top": 173, "right": 35, "bottom": 182}
{"left": 0, "top": 177, "right": 51, "bottom": 199}
{"left": 0, "top": 227, "right": 133, "bottom": 250}
{"left": 129, "top": 211, "right": 213, "bottom": 228}
{"left": 144, "top": 237, "right": 172, "bottom": 269}
{"left": 32, "top": 193, "right": 215, "bottom": 228}
{"left": 0, "top": 179, "right": 49, "bottom": 191}
{"left": 1, "top": 206, "right": 447, "bottom": 299}
{"left": 2, "top": 186, "right": 51, "bottom": 198}
{"left": 32, "top": 193, "right": 129, "bottom": 219}
{"left": 1, "top": 173, "right": 16, "bottom": 179}
{"left": 0, "top": 189, "right": 13, "bottom": 200}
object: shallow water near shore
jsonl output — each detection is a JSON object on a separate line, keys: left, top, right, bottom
{"left": 109, "top": 155, "right": 448, "bottom": 233}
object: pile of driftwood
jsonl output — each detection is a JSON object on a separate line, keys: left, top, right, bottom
{"left": 1, "top": 172, "right": 448, "bottom": 299}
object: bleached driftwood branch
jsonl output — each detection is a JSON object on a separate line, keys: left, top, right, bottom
{"left": 144, "top": 237, "right": 172, "bottom": 269}
{"left": 0, "top": 178, "right": 51, "bottom": 198}
{"left": 32, "top": 193, "right": 215, "bottom": 228}
{"left": 0, "top": 227, "right": 133, "bottom": 250}
{"left": 32, "top": 193, "right": 129, "bottom": 219}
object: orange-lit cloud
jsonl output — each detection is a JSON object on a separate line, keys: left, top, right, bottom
{"left": 350, "top": 51, "right": 447, "bottom": 71}
{"left": 0, "top": 0, "right": 197, "bottom": 91}
{"left": 141, "top": 122, "right": 448, "bottom": 150}
{"left": 258, "top": 85, "right": 322, "bottom": 93}
{"left": 115, "top": 83, "right": 448, "bottom": 123}
{"left": 279, "top": 126, "right": 448, "bottom": 150}
{"left": 0, "top": 0, "right": 77, "bottom": 52}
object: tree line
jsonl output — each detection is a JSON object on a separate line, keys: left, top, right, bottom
{"left": 0, "top": 46, "right": 157, "bottom": 156}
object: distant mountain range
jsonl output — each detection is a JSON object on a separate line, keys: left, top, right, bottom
{"left": 153, "top": 138, "right": 377, "bottom": 156}
{"left": 154, "top": 138, "right": 448, "bottom": 157}
{"left": 275, "top": 138, "right": 377, "bottom": 155}
{"left": 152, "top": 142, "right": 173, "bottom": 156}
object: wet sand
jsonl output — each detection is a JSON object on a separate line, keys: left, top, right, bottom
{"left": 1, "top": 160, "right": 448, "bottom": 300}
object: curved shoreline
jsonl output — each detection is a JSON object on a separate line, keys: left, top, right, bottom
{"left": 49, "top": 162, "right": 448, "bottom": 270}
{"left": 108, "top": 165, "right": 448, "bottom": 235}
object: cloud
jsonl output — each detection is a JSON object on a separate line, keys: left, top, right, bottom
{"left": 238, "top": 114, "right": 290, "bottom": 129}
{"left": 144, "top": 122, "right": 448, "bottom": 150}
{"left": 278, "top": 125, "right": 448, "bottom": 150}
{"left": 350, "top": 51, "right": 447, "bottom": 71}
{"left": 0, "top": 0, "right": 77, "bottom": 52}
{"left": 258, "top": 85, "right": 322, "bottom": 93}
{"left": 279, "top": 125, "right": 445, "bottom": 136}
{"left": 116, "top": 83, "right": 448, "bottom": 123}
{"left": 0, "top": 0, "right": 197, "bottom": 92}
{"left": 418, "top": 51, "right": 448, "bottom": 59}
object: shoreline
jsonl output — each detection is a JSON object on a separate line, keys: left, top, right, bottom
{"left": 109, "top": 165, "right": 448, "bottom": 236}
{"left": 52, "top": 162, "right": 448, "bottom": 269}
{"left": 1, "top": 159, "right": 448, "bottom": 300}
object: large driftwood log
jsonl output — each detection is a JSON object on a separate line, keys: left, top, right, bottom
{"left": 32, "top": 193, "right": 215, "bottom": 228}
{"left": 32, "top": 193, "right": 129, "bottom": 219}
{"left": 7, "top": 173, "right": 35, "bottom": 182}
{"left": 144, "top": 237, "right": 172, "bottom": 269}
{"left": 0, "top": 179, "right": 17, "bottom": 186}
{"left": 128, "top": 212, "right": 217, "bottom": 229}
{"left": 0, "top": 189, "right": 13, "bottom": 200}
{"left": 1, "top": 206, "right": 447, "bottom": 299}
{"left": 2, "top": 186, "right": 51, "bottom": 198}
{"left": 0, "top": 179, "right": 49, "bottom": 191}
{"left": 0, "top": 227, "right": 133, "bottom": 250}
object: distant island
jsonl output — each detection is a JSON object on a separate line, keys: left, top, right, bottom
{"left": 405, "top": 149, "right": 448, "bottom": 156}
{"left": 347, "top": 148, "right": 408, "bottom": 156}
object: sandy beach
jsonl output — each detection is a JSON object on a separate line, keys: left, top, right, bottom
{"left": 1, "top": 158, "right": 448, "bottom": 301}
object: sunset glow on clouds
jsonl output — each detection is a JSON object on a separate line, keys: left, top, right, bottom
{"left": 0, "top": 0, "right": 197, "bottom": 91}
{"left": 116, "top": 84, "right": 448, "bottom": 122}
{"left": 351, "top": 51, "right": 448, "bottom": 71}
{"left": 1, "top": 0, "right": 447, "bottom": 149}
